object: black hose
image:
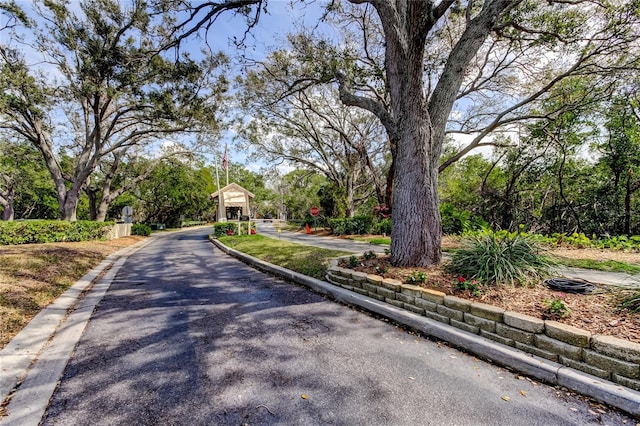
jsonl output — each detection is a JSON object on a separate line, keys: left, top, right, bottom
{"left": 544, "top": 278, "right": 597, "bottom": 294}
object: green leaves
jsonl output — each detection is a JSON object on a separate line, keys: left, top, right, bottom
{"left": 448, "top": 232, "right": 555, "bottom": 286}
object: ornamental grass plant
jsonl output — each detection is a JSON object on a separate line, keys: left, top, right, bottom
{"left": 448, "top": 233, "right": 556, "bottom": 286}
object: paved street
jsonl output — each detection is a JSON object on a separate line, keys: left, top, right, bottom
{"left": 41, "top": 228, "right": 635, "bottom": 425}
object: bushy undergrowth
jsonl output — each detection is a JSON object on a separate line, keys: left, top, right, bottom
{"left": 448, "top": 233, "right": 555, "bottom": 285}
{"left": 213, "top": 221, "right": 255, "bottom": 237}
{"left": 440, "top": 203, "right": 487, "bottom": 235}
{"left": 132, "top": 223, "right": 152, "bottom": 236}
{"left": 328, "top": 216, "right": 373, "bottom": 235}
{"left": 372, "top": 218, "right": 392, "bottom": 235}
{"left": 0, "top": 220, "right": 112, "bottom": 245}
{"left": 464, "top": 228, "right": 640, "bottom": 252}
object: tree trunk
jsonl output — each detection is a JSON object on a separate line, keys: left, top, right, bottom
{"left": 61, "top": 188, "right": 81, "bottom": 221}
{"left": 1, "top": 187, "right": 15, "bottom": 221}
{"left": 625, "top": 169, "right": 632, "bottom": 235}
{"left": 384, "top": 137, "right": 396, "bottom": 209}
{"left": 86, "top": 186, "right": 98, "bottom": 221}
{"left": 390, "top": 104, "right": 442, "bottom": 266}
{"left": 341, "top": 0, "right": 516, "bottom": 266}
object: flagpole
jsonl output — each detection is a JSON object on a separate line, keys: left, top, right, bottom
{"left": 215, "top": 154, "right": 222, "bottom": 221}
{"left": 225, "top": 143, "right": 229, "bottom": 186}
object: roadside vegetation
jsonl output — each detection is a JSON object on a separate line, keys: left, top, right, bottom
{"left": 0, "top": 236, "right": 145, "bottom": 349}
{"left": 3, "top": 226, "right": 640, "bottom": 350}
{"left": 217, "top": 234, "right": 349, "bottom": 280}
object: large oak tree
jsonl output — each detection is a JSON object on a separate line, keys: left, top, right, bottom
{"left": 0, "top": 0, "right": 226, "bottom": 221}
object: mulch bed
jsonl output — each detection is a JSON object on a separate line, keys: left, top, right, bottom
{"left": 341, "top": 256, "right": 640, "bottom": 344}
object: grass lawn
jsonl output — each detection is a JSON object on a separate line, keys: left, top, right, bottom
{"left": 346, "top": 235, "right": 391, "bottom": 245}
{"left": 218, "top": 234, "right": 350, "bottom": 280}
{"left": 0, "top": 236, "right": 146, "bottom": 349}
{"left": 555, "top": 258, "right": 640, "bottom": 274}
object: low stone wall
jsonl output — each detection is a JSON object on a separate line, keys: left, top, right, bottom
{"left": 104, "top": 223, "right": 131, "bottom": 240}
{"left": 326, "top": 262, "right": 640, "bottom": 392}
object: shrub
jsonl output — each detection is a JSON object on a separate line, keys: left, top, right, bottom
{"left": 448, "top": 233, "right": 555, "bottom": 285}
{"left": 132, "top": 223, "right": 152, "bottom": 236}
{"left": 375, "top": 262, "right": 388, "bottom": 274}
{"left": 213, "top": 222, "right": 255, "bottom": 237}
{"left": 349, "top": 255, "right": 358, "bottom": 267}
{"left": 620, "top": 292, "right": 640, "bottom": 313}
{"left": 440, "top": 203, "right": 487, "bottom": 235}
{"left": 363, "top": 250, "right": 377, "bottom": 260}
{"left": 0, "top": 220, "right": 111, "bottom": 245}
{"left": 406, "top": 271, "right": 427, "bottom": 284}
{"left": 372, "top": 218, "right": 392, "bottom": 235}
{"left": 328, "top": 216, "right": 373, "bottom": 235}
{"left": 544, "top": 295, "right": 570, "bottom": 318}
{"left": 455, "top": 276, "right": 483, "bottom": 297}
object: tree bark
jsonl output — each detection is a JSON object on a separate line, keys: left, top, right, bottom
{"left": 86, "top": 186, "right": 98, "bottom": 221}
{"left": 0, "top": 186, "right": 15, "bottom": 220}
{"left": 341, "top": 0, "right": 520, "bottom": 266}
{"left": 61, "top": 188, "right": 81, "bottom": 221}
{"left": 625, "top": 169, "right": 632, "bottom": 235}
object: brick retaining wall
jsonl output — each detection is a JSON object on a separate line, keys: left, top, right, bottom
{"left": 326, "top": 261, "right": 640, "bottom": 392}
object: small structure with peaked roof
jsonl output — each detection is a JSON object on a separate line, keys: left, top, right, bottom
{"left": 210, "top": 183, "right": 255, "bottom": 221}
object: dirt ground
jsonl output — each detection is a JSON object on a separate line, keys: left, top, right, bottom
{"left": 0, "top": 236, "right": 147, "bottom": 348}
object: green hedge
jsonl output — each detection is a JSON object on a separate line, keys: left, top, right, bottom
{"left": 0, "top": 220, "right": 113, "bottom": 245}
{"left": 181, "top": 220, "right": 207, "bottom": 228}
{"left": 132, "top": 223, "right": 152, "bottom": 236}
{"left": 213, "top": 221, "right": 256, "bottom": 237}
{"left": 328, "top": 216, "right": 373, "bottom": 235}
{"left": 372, "top": 218, "right": 392, "bottom": 235}
{"left": 464, "top": 228, "right": 640, "bottom": 252}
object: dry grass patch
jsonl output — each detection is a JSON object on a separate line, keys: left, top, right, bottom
{"left": 0, "top": 236, "right": 145, "bottom": 348}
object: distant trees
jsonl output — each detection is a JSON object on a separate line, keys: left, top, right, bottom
{"left": 238, "top": 62, "right": 389, "bottom": 216}
{"left": 0, "top": 0, "right": 227, "bottom": 221}
{"left": 0, "top": 138, "right": 57, "bottom": 220}
{"left": 135, "top": 158, "right": 216, "bottom": 227}
{"left": 441, "top": 85, "right": 640, "bottom": 237}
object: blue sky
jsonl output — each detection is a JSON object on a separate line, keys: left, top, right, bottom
{"left": 2, "top": 0, "right": 331, "bottom": 173}
{"left": 190, "top": 1, "right": 331, "bottom": 171}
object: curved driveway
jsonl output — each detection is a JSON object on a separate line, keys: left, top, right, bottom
{"left": 42, "top": 228, "right": 634, "bottom": 425}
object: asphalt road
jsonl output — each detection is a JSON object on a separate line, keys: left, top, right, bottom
{"left": 42, "top": 228, "right": 635, "bottom": 425}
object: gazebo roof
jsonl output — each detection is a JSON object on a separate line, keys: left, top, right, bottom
{"left": 210, "top": 183, "right": 255, "bottom": 204}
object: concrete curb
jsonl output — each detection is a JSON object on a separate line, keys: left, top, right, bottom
{"left": 0, "top": 237, "right": 152, "bottom": 426}
{"left": 211, "top": 238, "right": 640, "bottom": 417}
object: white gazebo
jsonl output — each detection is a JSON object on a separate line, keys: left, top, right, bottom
{"left": 210, "top": 183, "right": 255, "bottom": 222}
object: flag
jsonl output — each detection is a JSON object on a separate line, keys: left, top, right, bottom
{"left": 222, "top": 145, "right": 228, "bottom": 170}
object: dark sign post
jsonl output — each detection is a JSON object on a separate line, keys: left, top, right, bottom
{"left": 310, "top": 206, "right": 319, "bottom": 232}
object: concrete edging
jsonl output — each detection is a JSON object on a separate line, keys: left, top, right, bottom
{"left": 0, "top": 237, "right": 152, "bottom": 426}
{"left": 210, "top": 238, "right": 640, "bottom": 416}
